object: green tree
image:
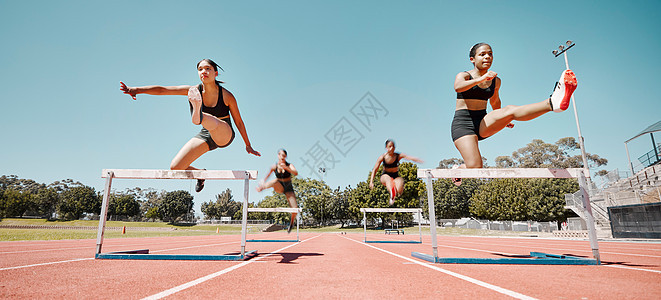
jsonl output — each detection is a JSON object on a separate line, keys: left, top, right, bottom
{"left": 255, "top": 194, "right": 290, "bottom": 223}
{"left": 496, "top": 137, "right": 608, "bottom": 171}
{"left": 329, "top": 186, "right": 351, "bottom": 228}
{"left": 430, "top": 178, "right": 484, "bottom": 219}
{"left": 108, "top": 193, "right": 141, "bottom": 220}
{"left": 138, "top": 189, "right": 162, "bottom": 221}
{"left": 470, "top": 178, "right": 578, "bottom": 221}
{"left": 34, "top": 188, "right": 59, "bottom": 219}
{"left": 158, "top": 190, "right": 194, "bottom": 223}
{"left": 145, "top": 207, "right": 160, "bottom": 221}
{"left": 233, "top": 202, "right": 254, "bottom": 220}
{"left": 0, "top": 175, "right": 46, "bottom": 194}
{"left": 525, "top": 178, "right": 578, "bottom": 222}
{"left": 292, "top": 177, "right": 332, "bottom": 226}
{"left": 1, "top": 189, "right": 34, "bottom": 217}
{"left": 57, "top": 185, "right": 100, "bottom": 220}
{"left": 201, "top": 189, "right": 241, "bottom": 220}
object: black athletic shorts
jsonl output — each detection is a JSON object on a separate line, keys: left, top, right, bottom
{"left": 278, "top": 180, "right": 295, "bottom": 194}
{"left": 194, "top": 119, "right": 235, "bottom": 150}
{"left": 451, "top": 109, "right": 487, "bottom": 141}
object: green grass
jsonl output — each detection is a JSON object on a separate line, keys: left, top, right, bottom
{"left": 0, "top": 218, "right": 269, "bottom": 241}
{"left": 0, "top": 218, "right": 553, "bottom": 241}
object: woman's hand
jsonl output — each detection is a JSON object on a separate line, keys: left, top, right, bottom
{"left": 246, "top": 145, "right": 261, "bottom": 157}
{"left": 482, "top": 71, "right": 497, "bottom": 81}
{"left": 369, "top": 181, "right": 374, "bottom": 189}
{"left": 119, "top": 82, "right": 137, "bottom": 100}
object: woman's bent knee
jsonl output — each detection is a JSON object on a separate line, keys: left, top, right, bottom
{"left": 465, "top": 160, "right": 483, "bottom": 168}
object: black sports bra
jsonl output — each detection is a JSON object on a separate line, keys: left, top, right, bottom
{"left": 189, "top": 81, "right": 230, "bottom": 119}
{"left": 382, "top": 153, "right": 400, "bottom": 169}
{"left": 275, "top": 162, "right": 291, "bottom": 179}
{"left": 456, "top": 72, "right": 495, "bottom": 101}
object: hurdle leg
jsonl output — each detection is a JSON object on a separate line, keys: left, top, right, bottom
{"left": 363, "top": 211, "right": 367, "bottom": 242}
{"left": 296, "top": 212, "right": 300, "bottom": 241}
{"left": 418, "top": 210, "right": 422, "bottom": 243}
{"left": 425, "top": 172, "right": 438, "bottom": 257}
{"left": 96, "top": 171, "right": 114, "bottom": 254}
{"left": 578, "top": 172, "right": 601, "bottom": 264}
{"left": 240, "top": 173, "right": 249, "bottom": 256}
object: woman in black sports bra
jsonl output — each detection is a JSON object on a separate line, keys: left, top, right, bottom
{"left": 119, "top": 59, "right": 261, "bottom": 192}
{"left": 256, "top": 149, "right": 299, "bottom": 233}
{"left": 451, "top": 43, "right": 577, "bottom": 173}
{"left": 369, "top": 139, "right": 423, "bottom": 206}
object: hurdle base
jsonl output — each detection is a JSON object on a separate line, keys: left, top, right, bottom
{"left": 246, "top": 239, "right": 300, "bottom": 243}
{"left": 366, "top": 240, "right": 422, "bottom": 244}
{"left": 411, "top": 251, "right": 599, "bottom": 265}
{"left": 95, "top": 249, "right": 258, "bottom": 261}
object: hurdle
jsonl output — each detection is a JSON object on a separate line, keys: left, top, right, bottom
{"left": 412, "top": 168, "right": 600, "bottom": 265}
{"left": 95, "top": 169, "right": 259, "bottom": 261}
{"left": 361, "top": 208, "right": 423, "bottom": 244}
{"left": 246, "top": 207, "right": 302, "bottom": 242}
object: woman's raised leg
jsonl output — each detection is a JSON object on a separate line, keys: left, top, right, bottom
{"left": 394, "top": 177, "right": 405, "bottom": 196}
{"left": 201, "top": 113, "right": 233, "bottom": 147}
{"left": 479, "top": 100, "right": 551, "bottom": 138}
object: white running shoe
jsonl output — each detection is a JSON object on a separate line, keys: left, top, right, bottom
{"left": 550, "top": 69, "right": 577, "bottom": 112}
{"left": 188, "top": 86, "right": 203, "bottom": 124}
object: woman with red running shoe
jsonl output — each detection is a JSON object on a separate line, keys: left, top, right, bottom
{"left": 450, "top": 43, "right": 577, "bottom": 183}
{"left": 369, "top": 139, "right": 423, "bottom": 206}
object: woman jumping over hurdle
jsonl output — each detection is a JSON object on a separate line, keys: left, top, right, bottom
{"left": 369, "top": 139, "right": 423, "bottom": 206}
{"left": 450, "top": 42, "right": 577, "bottom": 184}
{"left": 119, "top": 59, "right": 261, "bottom": 192}
{"left": 256, "top": 149, "right": 299, "bottom": 233}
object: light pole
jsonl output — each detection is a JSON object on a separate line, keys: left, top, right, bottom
{"left": 553, "top": 40, "right": 590, "bottom": 179}
{"left": 318, "top": 167, "right": 326, "bottom": 226}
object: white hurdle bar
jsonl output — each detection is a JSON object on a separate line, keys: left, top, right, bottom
{"left": 246, "top": 207, "right": 302, "bottom": 242}
{"left": 417, "top": 168, "right": 600, "bottom": 264}
{"left": 360, "top": 208, "right": 423, "bottom": 243}
{"left": 96, "top": 169, "right": 257, "bottom": 258}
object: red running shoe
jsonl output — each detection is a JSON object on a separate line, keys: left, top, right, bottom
{"left": 550, "top": 69, "right": 577, "bottom": 112}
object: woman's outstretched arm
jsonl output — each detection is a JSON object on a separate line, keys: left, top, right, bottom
{"left": 369, "top": 155, "right": 384, "bottom": 189}
{"left": 120, "top": 81, "right": 190, "bottom": 100}
{"left": 224, "top": 88, "right": 261, "bottom": 156}
{"left": 400, "top": 153, "right": 424, "bottom": 164}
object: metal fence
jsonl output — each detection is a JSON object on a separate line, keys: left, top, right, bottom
{"left": 438, "top": 218, "right": 558, "bottom": 233}
{"left": 608, "top": 202, "right": 661, "bottom": 239}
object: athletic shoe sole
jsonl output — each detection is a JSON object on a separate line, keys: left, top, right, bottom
{"left": 188, "top": 87, "right": 203, "bottom": 124}
{"left": 551, "top": 69, "right": 577, "bottom": 112}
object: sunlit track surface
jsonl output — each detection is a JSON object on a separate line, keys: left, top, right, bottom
{"left": 0, "top": 233, "right": 659, "bottom": 299}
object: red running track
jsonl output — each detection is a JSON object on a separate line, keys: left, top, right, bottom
{"left": 1, "top": 232, "right": 660, "bottom": 299}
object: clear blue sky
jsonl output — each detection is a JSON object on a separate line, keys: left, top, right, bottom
{"left": 2, "top": 0, "right": 660, "bottom": 216}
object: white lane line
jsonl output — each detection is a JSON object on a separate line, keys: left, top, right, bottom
{"left": 141, "top": 234, "right": 323, "bottom": 300}
{"left": 603, "top": 264, "right": 661, "bottom": 274}
{"left": 0, "top": 240, "right": 238, "bottom": 271}
{"left": 0, "top": 246, "right": 91, "bottom": 255}
{"left": 0, "top": 236, "right": 229, "bottom": 255}
{"left": 0, "top": 258, "right": 94, "bottom": 271}
{"left": 341, "top": 236, "right": 537, "bottom": 300}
